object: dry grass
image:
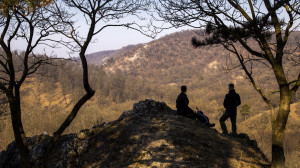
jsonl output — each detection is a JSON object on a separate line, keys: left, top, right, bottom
{"left": 0, "top": 80, "right": 133, "bottom": 151}
{"left": 238, "top": 102, "right": 300, "bottom": 168}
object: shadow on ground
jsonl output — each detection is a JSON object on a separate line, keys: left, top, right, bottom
{"left": 77, "top": 100, "right": 269, "bottom": 168}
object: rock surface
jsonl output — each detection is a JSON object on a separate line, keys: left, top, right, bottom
{"left": 0, "top": 99, "right": 269, "bottom": 168}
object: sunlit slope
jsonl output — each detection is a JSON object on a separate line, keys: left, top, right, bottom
{"left": 238, "top": 102, "right": 300, "bottom": 167}
{"left": 21, "top": 78, "right": 73, "bottom": 111}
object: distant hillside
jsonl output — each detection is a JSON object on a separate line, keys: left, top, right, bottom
{"left": 91, "top": 30, "right": 299, "bottom": 85}
{"left": 86, "top": 50, "right": 116, "bottom": 65}
{"left": 86, "top": 44, "right": 141, "bottom": 65}
{"left": 103, "top": 30, "right": 223, "bottom": 82}
{"left": 0, "top": 100, "right": 269, "bottom": 168}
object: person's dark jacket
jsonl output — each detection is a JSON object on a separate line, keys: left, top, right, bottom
{"left": 223, "top": 89, "right": 241, "bottom": 114}
{"left": 176, "top": 92, "right": 193, "bottom": 115}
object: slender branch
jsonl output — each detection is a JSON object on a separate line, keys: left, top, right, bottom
{"left": 247, "top": 0, "right": 256, "bottom": 20}
{"left": 7, "top": 13, "right": 22, "bottom": 50}
{"left": 227, "top": 0, "right": 253, "bottom": 23}
{"left": 0, "top": 14, "right": 11, "bottom": 42}
{"left": 0, "top": 82, "right": 8, "bottom": 93}
{"left": 0, "top": 59, "right": 10, "bottom": 74}
{"left": 68, "top": 0, "right": 90, "bottom": 15}
{"left": 283, "top": 4, "right": 294, "bottom": 45}
{"left": 291, "top": 73, "right": 300, "bottom": 95}
{"left": 0, "top": 76, "right": 9, "bottom": 83}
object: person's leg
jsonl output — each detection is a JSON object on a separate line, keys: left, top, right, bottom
{"left": 181, "top": 109, "right": 197, "bottom": 120}
{"left": 195, "top": 113, "right": 207, "bottom": 123}
{"left": 184, "top": 112, "right": 197, "bottom": 120}
{"left": 186, "top": 108, "right": 202, "bottom": 120}
{"left": 201, "top": 114, "right": 209, "bottom": 123}
{"left": 229, "top": 113, "right": 237, "bottom": 134}
{"left": 201, "top": 114, "right": 215, "bottom": 127}
{"left": 219, "top": 112, "right": 230, "bottom": 134}
{"left": 184, "top": 110, "right": 205, "bottom": 122}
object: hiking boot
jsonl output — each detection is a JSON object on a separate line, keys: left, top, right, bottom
{"left": 206, "top": 123, "right": 215, "bottom": 127}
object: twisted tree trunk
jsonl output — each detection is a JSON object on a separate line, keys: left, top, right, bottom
{"left": 271, "top": 85, "right": 291, "bottom": 168}
{"left": 7, "top": 87, "right": 30, "bottom": 168}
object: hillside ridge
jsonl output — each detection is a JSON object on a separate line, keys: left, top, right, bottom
{"left": 0, "top": 99, "right": 269, "bottom": 168}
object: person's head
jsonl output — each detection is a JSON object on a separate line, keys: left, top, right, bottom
{"left": 229, "top": 83, "right": 234, "bottom": 90}
{"left": 181, "top": 85, "right": 187, "bottom": 93}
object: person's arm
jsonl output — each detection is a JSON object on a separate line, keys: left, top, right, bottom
{"left": 176, "top": 95, "right": 180, "bottom": 109}
{"left": 183, "top": 97, "right": 188, "bottom": 109}
{"left": 184, "top": 95, "right": 194, "bottom": 112}
{"left": 236, "top": 94, "right": 241, "bottom": 106}
{"left": 223, "top": 94, "right": 229, "bottom": 109}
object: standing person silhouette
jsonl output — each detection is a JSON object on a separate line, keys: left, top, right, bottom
{"left": 220, "top": 83, "right": 241, "bottom": 135}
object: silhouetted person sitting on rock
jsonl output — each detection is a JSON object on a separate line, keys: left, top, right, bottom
{"left": 176, "top": 85, "right": 215, "bottom": 127}
{"left": 220, "top": 83, "right": 241, "bottom": 135}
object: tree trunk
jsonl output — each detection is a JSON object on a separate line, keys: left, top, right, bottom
{"left": 7, "top": 88, "right": 30, "bottom": 168}
{"left": 271, "top": 86, "right": 291, "bottom": 168}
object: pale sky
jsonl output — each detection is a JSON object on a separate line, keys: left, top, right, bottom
{"left": 43, "top": 26, "right": 188, "bottom": 58}
{"left": 9, "top": 9, "right": 188, "bottom": 58}
{"left": 85, "top": 26, "right": 187, "bottom": 55}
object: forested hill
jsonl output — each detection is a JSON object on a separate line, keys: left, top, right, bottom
{"left": 105, "top": 30, "right": 225, "bottom": 81}
{"left": 86, "top": 44, "right": 138, "bottom": 65}
{"left": 88, "top": 30, "right": 300, "bottom": 84}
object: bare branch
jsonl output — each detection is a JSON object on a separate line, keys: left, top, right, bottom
{"left": 0, "top": 96, "right": 8, "bottom": 117}
{"left": 291, "top": 73, "right": 300, "bottom": 95}
{"left": 0, "top": 82, "right": 8, "bottom": 92}
{"left": 0, "top": 58, "right": 9, "bottom": 74}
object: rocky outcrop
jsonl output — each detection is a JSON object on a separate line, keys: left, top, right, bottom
{"left": 0, "top": 99, "right": 269, "bottom": 168}
{"left": 118, "top": 99, "right": 175, "bottom": 119}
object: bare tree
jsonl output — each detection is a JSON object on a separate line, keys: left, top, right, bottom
{"left": 155, "top": 0, "right": 300, "bottom": 167}
{"left": 1, "top": 0, "right": 154, "bottom": 166}
{"left": 41, "top": 0, "right": 154, "bottom": 166}
{"left": 0, "top": 0, "right": 63, "bottom": 167}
